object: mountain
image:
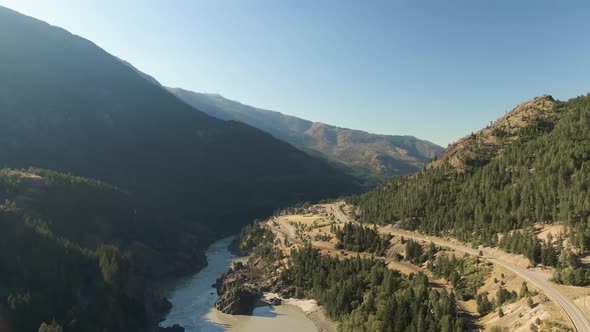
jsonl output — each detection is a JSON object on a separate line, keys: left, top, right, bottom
{"left": 167, "top": 88, "right": 443, "bottom": 181}
{"left": 116, "top": 57, "right": 162, "bottom": 87}
{"left": 0, "top": 5, "right": 359, "bottom": 229}
{"left": 428, "top": 95, "right": 556, "bottom": 172}
{"left": 347, "top": 94, "right": 590, "bottom": 282}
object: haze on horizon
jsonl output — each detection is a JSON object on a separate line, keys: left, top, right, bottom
{"left": 2, "top": 0, "right": 589, "bottom": 146}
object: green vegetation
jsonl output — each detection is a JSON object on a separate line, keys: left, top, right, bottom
{"left": 496, "top": 287, "right": 518, "bottom": 306}
{"left": 497, "top": 229, "right": 590, "bottom": 285}
{"left": 404, "top": 239, "right": 438, "bottom": 264}
{"left": 286, "top": 246, "right": 466, "bottom": 332}
{"left": 476, "top": 293, "right": 494, "bottom": 316}
{"left": 474, "top": 285, "right": 521, "bottom": 317}
{"left": 497, "top": 230, "right": 559, "bottom": 266}
{"left": 0, "top": 169, "right": 154, "bottom": 331}
{"left": 237, "top": 223, "right": 465, "bottom": 331}
{"left": 239, "top": 222, "right": 281, "bottom": 261}
{"left": 347, "top": 95, "right": 590, "bottom": 285}
{"left": 553, "top": 248, "right": 590, "bottom": 286}
{"left": 333, "top": 223, "right": 392, "bottom": 253}
{"left": 429, "top": 254, "right": 490, "bottom": 301}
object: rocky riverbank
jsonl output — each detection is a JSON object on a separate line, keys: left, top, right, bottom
{"left": 214, "top": 253, "right": 336, "bottom": 332}
{"left": 214, "top": 262, "right": 258, "bottom": 314}
{"left": 213, "top": 253, "right": 289, "bottom": 315}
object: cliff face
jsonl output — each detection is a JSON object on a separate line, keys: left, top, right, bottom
{"left": 214, "top": 253, "right": 290, "bottom": 315}
{"left": 214, "top": 262, "right": 258, "bottom": 315}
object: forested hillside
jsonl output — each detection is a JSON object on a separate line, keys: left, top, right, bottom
{"left": 347, "top": 95, "right": 590, "bottom": 284}
{"left": 0, "top": 169, "right": 176, "bottom": 332}
{"left": 289, "top": 246, "right": 465, "bottom": 332}
{"left": 0, "top": 6, "right": 359, "bottom": 241}
{"left": 168, "top": 88, "right": 443, "bottom": 181}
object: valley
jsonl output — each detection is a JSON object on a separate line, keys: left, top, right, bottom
{"left": 0, "top": 3, "right": 589, "bottom": 332}
{"left": 158, "top": 236, "right": 318, "bottom": 332}
{"left": 0, "top": 6, "right": 360, "bottom": 331}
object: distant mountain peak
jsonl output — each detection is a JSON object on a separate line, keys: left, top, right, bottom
{"left": 430, "top": 95, "right": 555, "bottom": 172}
{"left": 167, "top": 88, "right": 443, "bottom": 183}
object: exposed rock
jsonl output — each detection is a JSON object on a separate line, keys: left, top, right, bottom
{"left": 157, "top": 324, "right": 185, "bottom": 332}
{"left": 267, "top": 296, "right": 282, "bottom": 305}
{"left": 214, "top": 247, "right": 292, "bottom": 315}
{"left": 214, "top": 284, "right": 258, "bottom": 315}
{"left": 214, "top": 262, "right": 259, "bottom": 315}
{"left": 215, "top": 262, "right": 245, "bottom": 294}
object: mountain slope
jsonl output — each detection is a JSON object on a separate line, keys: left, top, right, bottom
{"left": 167, "top": 88, "right": 443, "bottom": 180}
{"left": 428, "top": 95, "right": 556, "bottom": 172}
{"left": 0, "top": 169, "right": 170, "bottom": 332}
{"left": 348, "top": 94, "right": 590, "bottom": 244}
{"left": 116, "top": 56, "right": 162, "bottom": 87}
{"left": 0, "top": 6, "right": 359, "bottom": 235}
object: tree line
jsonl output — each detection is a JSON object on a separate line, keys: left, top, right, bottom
{"left": 286, "top": 245, "right": 466, "bottom": 332}
{"left": 333, "top": 222, "right": 392, "bottom": 254}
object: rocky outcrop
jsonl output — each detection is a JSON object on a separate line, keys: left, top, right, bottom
{"left": 266, "top": 296, "right": 282, "bottom": 305}
{"left": 215, "top": 284, "right": 258, "bottom": 315}
{"left": 214, "top": 235, "right": 296, "bottom": 315}
{"left": 214, "top": 262, "right": 259, "bottom": 315}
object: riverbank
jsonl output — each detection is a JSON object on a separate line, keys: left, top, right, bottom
{"left": 262, "top": 293, "right": 336, "bottom": 332}
{"left": 159, "top": 236, "right": 321, "bottom": 331}
{"left": 213, "top": 225, "right": 338, "bottom": 332}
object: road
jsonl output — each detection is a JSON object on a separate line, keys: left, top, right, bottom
{"left": 330, "top": 203, "right": 349, "bottom": 224}
{"left": 271, "top": 204, "right": 590, "bottom": 331}
{"left": 265, "top": 217, "right": 303, "bottom": 245}
{"left": 377, "top": 225, "right": 590, "bottom": 332}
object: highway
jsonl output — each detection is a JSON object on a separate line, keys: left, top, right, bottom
{"left": 376, "top": 226, "right": 590, "bottom": 332}
{"left": 274, "top": 204, "right": 590, "bottom": 331}
{"left": 330, "top": 203, "right": 349, "bottom": 224}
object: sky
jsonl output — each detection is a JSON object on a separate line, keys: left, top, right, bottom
{"left": 1, "top": 1, "right": 589, "bottom": 146}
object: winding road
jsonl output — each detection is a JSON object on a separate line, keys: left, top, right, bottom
{"left": 272, "top": 204, "right": 590, "bottom": 331}
{"left": 375, "top": 227, "right": 590, "bottom": 332}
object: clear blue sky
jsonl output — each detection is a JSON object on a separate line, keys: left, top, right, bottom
{"left": 2, "top": 0, "right": 589, "bottom": 146}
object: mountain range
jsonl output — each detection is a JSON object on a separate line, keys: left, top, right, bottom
{"left": 0, "top": 5, "right": 360, "bottom": 227}
{"left": 167, "top": 88, "right": 443, "bottom": 181}
{"left": 110, "top": 64, "right": 442, "bottom": 181}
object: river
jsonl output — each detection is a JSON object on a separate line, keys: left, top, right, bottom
{"left": 159, "top": 236, "right": 318, "bottom": 332}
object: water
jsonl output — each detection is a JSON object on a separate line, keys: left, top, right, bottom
{"left": 159, "top": 236, "right": 317, "bottom": 332}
